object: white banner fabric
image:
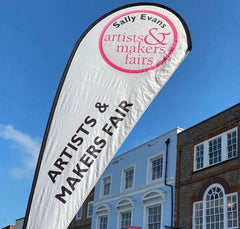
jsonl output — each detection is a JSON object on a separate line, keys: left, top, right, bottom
{"left": 23, "top": 3, "right": 191, "bottom": 229}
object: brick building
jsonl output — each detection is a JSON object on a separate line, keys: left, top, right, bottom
{"left": 1, "top": 226, "right": 15, "bottom": 229}
{"left": 10, "top": 189, "right": 94, "bottom": 229}
{"left": 175, "top": 103, "right": 240, "bottom": 229}
{"left": 68, "top": 188, "right": 94, "bottom": 229}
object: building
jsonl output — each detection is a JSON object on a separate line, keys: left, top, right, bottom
{"left": 1, "top": 226, "right": 15, "bottom": 229}
{"left": 15, "top": 218, "right": 24, "bottom": 229}
{"left": 68, "top": 188, "right": 95, "bottom": 229}
{"left": 11, "top": 190, "right": 94, "bottom": 229}
{"left": 175, "top": 103, "right": 240, "bottom": 229}
{"left": 91, "top": 128, "right": 183, "bottom": 229}
{"left": 1, "top": 217, "right": 24, "bottom": 229}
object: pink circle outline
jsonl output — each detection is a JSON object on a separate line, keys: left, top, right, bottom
{"left": 99, "top": 10, "right": 178, "bottom": 73}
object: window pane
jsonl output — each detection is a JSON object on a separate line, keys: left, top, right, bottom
{"left": 88, "top": 202, "right": 93, "bottom": 218}
{"left": 125, "top": 167, "right": 134, "bottom": 189}
{"left": 152, "top": 157, "right": 163, "bottom": 180}
{"left": 227, "top": 194, "right": 238, "bottom": 228}
{"left": 148, "top": 205, "right": 161, "bottom": 229}
{"left": 227, "top": 131, "right": 237, "bottom": 158}
{"left": 76, "top": 207, "right": 82, "bottom": 220}
{"left": 196, "top": 144, "right": 204, "bottom": 169}
{"left": 206, "top": 186, "right": 224, "bottom": 229}
{"left": 120, "top": 211, "right": 131, "bottom": 229}
{"left": 209, "top": 137, "right": 222, "bottom": 165}
{"left": 99, "top": 216, "right": 108, "bottom": 229}
{"left": 103, "top": 176, "right": 111, "bottom": 196}
{"left": 193, "top": 202, "right": 203, "bottom": 229}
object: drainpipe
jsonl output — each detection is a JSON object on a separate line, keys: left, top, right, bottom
{"left": 164, "top": 138, "right": 174, "bottom": 228}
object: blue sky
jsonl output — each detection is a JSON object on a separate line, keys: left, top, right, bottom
{"left": 0, "top": 0, "right": 240, "bottom": 227}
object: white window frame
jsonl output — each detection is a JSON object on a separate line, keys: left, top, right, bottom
{"left": 193, "top": 201, "right": 203, "bottom": 229}
{"left": 119, "top": 211, "right": 132, "bottom": 229}
{"left": 147, "top": 204, "right": 162, "bottom": 229}
{"left": 192, "top": 183, "right": 239, "bottom": 229}
{"left": 87, "top": 201, "right": 93, "bottom": 218}
{"left": 98, "top": 215, "right": 109, "bottom": 229}
{"left": 76, "top": 206, "right": 83, "bottom": 220}
{"left": 101, "top": 175, "right": 112, "bottom": 197}
{"left": 147, "top": 154, "right": 164, "bottom": 184}
{"left": 195, "top": 144, "right": 204, "bottom": 170}
{"left": 121, "top": 165, "right": 135, "bottom": 192}
{"left": 194, "top": 127, "right": 238, "bottom": 171}
{"left": 227, "top": 193, "right": 238, "bottom": 228}
{"left": 141, "top": 189, "right": 166, "bottom": 229}
{"left": 227, "top": 129, "right": 237, "bottom": 158}
{"left": 208, "top": 136, "right": 222, "bottom": 166}
{"left": 116, "top": 197, "right": 135, "bottom": 229}
{"left": 95, "top": 203, "right": 111, "bottom": 229}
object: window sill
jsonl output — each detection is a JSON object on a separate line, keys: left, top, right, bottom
{"left": 192, "top": 156, "right": 238, "bottom": 174}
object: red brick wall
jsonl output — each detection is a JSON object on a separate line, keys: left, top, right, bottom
{"left": 175, "top": 103, "right": 240, "bottom": 228}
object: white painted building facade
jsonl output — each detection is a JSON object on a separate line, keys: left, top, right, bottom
{"left": 91, "top": 128, "right": 183, "bottom": 229}
{"left": 15, "top": 218, "right": 24, "bottom": 229}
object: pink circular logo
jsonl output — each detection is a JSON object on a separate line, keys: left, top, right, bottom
{"left": 99, "top": 10, "right": 178, "bottom": 73}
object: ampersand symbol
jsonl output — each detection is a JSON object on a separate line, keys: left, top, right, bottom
{"left": 144, "top": 28, "right": 170, "bottom": 45}
{"left": 95, "top": 102, "right": 109, "bottom": 113}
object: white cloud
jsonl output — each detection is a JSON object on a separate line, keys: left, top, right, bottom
{"left": 0, "top": 124, "right": 41, "bottom": 179}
